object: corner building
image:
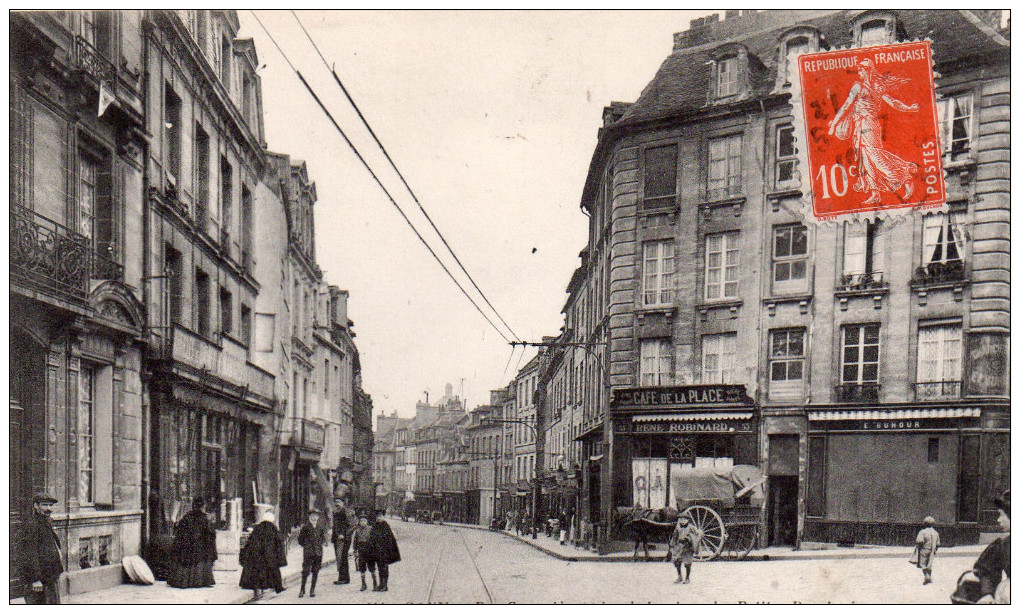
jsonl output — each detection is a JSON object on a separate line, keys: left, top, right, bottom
{"left": 578, "top": 9, "right": 1008, "bottom": 549}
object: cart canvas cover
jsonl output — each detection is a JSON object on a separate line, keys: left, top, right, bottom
{"left": 672, "top": 465, "right": 765, "bottom": 509}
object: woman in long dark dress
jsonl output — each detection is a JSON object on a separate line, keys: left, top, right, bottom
{"left": 239, "top": 511, "right": 287, "bottom": 599}
{"left": 366, "top": 511, "right": 401, "bottom": 592}
{"left": 168, "top": 497, "right": 217, "bottom": 588}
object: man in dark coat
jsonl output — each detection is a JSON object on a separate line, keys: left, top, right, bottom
{"left": 297, "top": 509, "right": 326, "bottom": 597}
{"left": 21, "top": 493, "right": 64, "bottom": 605}
{"left": 331, "top": 497, "right": 355, "bottom": 585}
{"left": 168, "top": 497, "right": 217, "bottom": 588}
{"left": 366, "top": 510, "right": 401, "bottom": 592}
{"left": 240, "top": 511, "right": 286, "bottom": 600}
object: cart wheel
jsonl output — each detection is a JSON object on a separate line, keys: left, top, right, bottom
{"left": 683, "top": 505, "right": 726, "bottom": 561}
{"left": 723, "top": 524, "right": 758, "bottom": 560}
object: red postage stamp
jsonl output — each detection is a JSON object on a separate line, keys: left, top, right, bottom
{"left": 795, "top": 41, "right": 944, "bottom": 220}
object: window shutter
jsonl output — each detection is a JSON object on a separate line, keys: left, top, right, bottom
{"left": 843, "top": 223, "right": 867, "bottom": 275}
{"left": 94, "top": 366, "right": 115, "bottom": 506}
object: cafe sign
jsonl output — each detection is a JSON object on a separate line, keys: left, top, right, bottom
{"left": 632, "top": 420, "right": 753, "bottom": 434}
{"left": 612, "top": 385, "right": 752, "bottom": 408}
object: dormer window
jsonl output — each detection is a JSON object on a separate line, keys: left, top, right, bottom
{"left": 777, "top": 27, "right": 821, "bottom": 88}
{"left": 853, "top": 12, "right": 898, "bottom": 47}
{"left": 717, "top": 56, "right": 739, "bottom": 97}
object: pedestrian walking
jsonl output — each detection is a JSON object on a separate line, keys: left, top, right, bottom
{"left": 168, "top": 497, "right": 217, "bottom": 588}
{"left": 669, "top": 514, "right": 700, "bottom": 585}
{"left": 21, "top": 493, "right": 64, "bottom": 605}
{"left": 912, "top": 516, "right": 940, "bottom": 585}
{"left": 367, "top": 510, "right": 401, "bottom": 592}
{"left": 559, "top": 509, "right": 569, "bottom": 545}
{"left": 239, "top": 511, "right": 286, "bottom": 600}
{"left": 332, "top": 497, "right": 355, "bottom": 585}
{"left": 973, "top": 490, "right": 1010, "bottom": 603}
{"left": 297, "top": 509, "right": 326, "bottom": 598}
{"left": 352, "top": 513, "right": 377, "bottom": 591}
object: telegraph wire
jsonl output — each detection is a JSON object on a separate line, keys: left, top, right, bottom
{"left": 248, "top": 11, "right": 513, "bottom": 343}
{"left": 289, "top": 10, "right": 523, "bottom": 342}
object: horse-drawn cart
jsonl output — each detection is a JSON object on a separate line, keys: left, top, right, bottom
{"left": 616, "top": 465, "right": 766, "bottom": 561}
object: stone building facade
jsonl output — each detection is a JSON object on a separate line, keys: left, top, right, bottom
{"left": 570, "top": 9, "right": 1008, "bottom": 549}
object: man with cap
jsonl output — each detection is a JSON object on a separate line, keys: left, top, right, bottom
{"left": 331, "top": 497, "right": 356, "bottom": 585}
{"left": 298, "top": 508, "right": 327, "bottom": 597}
{"left": 21, "top": 493, "right": 63, "bottom": 604}
{"left": 974, "top": 490, "right": 1010, "bottom": 603}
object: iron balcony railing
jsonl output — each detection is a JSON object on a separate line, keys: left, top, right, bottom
{"left": 836, "top": 383, "right": 880, "bottom": 403}
{"left": 73, "top": 35, "right": 116, "bottom": 90}
{"left": 913, "top": 381, "right": 963, "bottom": 401}
{"left": 837, "top": 271, "right": 886, "bottom": 292}
{"left": 293, "top": 419, "right": 325, "bottom": 452}
{"left": 10, "top": 204, "right": 124, "bottom": 304}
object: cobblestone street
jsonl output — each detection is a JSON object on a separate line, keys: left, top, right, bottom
{"left": 263, "top": 519, "right": 978, "bottom": 604}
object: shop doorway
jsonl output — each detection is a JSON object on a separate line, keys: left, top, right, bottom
{"left": 769, "top": 476, "right": 798, "bottom": 546}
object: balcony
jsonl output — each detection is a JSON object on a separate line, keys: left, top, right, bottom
{"left": 911, "top": 260, "right": 966, "bottom": 286}
{"left": 914, "top": 381, "right": 962, "bottom": 401}
{"left": 10, "top": 204, "right": 123, "bottom": 306}
{"left": 837, "top": 271, "right": 886, "bottom": 292}
{"left": 836, "top": 383, "right": 880, "bottom": 403}
{"left": 291, "top": 419, "right": 325, "bottom": 453}
{"left": 73, "top": 35, "right": 116, "bottom": 91}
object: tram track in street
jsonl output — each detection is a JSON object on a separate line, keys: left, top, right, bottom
{"left": 422, "top": 526, "right": 495, "bottom": 604}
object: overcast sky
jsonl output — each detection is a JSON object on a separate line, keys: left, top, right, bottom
{"left": 238, "top": 10, "right": 713, "bottom": 422}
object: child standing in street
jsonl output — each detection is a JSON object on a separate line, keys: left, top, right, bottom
{"left": 297, "top": 509, "right": 326, "bottom": 598}
{"left": 352, "top": 513, "right": 376, "bottom": 591}
{"left": 669, "top": 514, "right": 700, "bottom": 585}
{"left": 914, "top": 516, "right": 940, "bottom": 585}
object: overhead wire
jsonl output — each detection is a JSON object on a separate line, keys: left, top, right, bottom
{"left": 248, "top": 10, "right": 513, "bottom": 343}
{"left": 288, "top": 10, "right": 523, "bottom": 342}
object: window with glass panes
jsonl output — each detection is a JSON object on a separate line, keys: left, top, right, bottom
{"left": 775, "top": 125, "right": 798, "bottom": 187}
{"left": 642, "top": 240, "right": 675, "bottom": 306}
{"left": 860, "top": 20, "right": 890, "bottom": 46}
{"left": 642, "top": 144, "right": 678, "bottom": 210}
{"left": 841, "top": 324, "right": 880, "bottom": 384}
{"left": 640, "top": 339, "right": 673, "bottom": 386}
{"left": 773, "top": 224, "right": 808, "bottom": 289}
{"left": 79, "top": 366, "right": 96, "bottom": 504}
{"left": 922, "top": 212, "right": 965, "bottom": 267}
{"left": 717, "top": 57, "right": 739, "bottom": 97}
{"left": 708, "top": 134, "right": 742, "bottom": 198}
{"left": 916, "top": 322, "right": 962, "bottom": 399}
{"left": 701, "top": 333, "right": 736, "bottom": 384}
{"left": 78, "top": 150, "right": 98, "bottom": 238}
{"left": 769, "top": 329, "right": 805, "bottom": 383}
{"left": 936, "top": 94, "right": 973, "bottom": 161}
{"left": 705, "top": 232, "right": 740, "bottom": 300}
{"left": 843, "top": 220, "right": 885, "bottom": 281}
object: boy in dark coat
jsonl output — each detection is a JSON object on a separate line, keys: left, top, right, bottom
{"left": 240, "top": 511, "right": 286, "bottom": 600}
{"left": 21, "top": 493, "right": 64, "bottom": 605}
{"left": 168, "top": 497, "right": 217, "bottom": 588}
{"left": 367, "top": 511, "right": 401, "bottom": 592}
{"left": 297, "top": 509, "right": 326, "bottom": 597}
{"left": 352, "top": 512, "right": 376, "bottom": 591}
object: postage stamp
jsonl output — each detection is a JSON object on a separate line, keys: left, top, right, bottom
{"left": 794, "top": 40, "right": 945, "bottom": 221}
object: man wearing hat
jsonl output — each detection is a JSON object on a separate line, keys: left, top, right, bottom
{"left": 331, "top": 497, "right": 356, "bottom": 585}
{"left": 298, "top": 508, "right": 327, "bottom": 597}
{"left": 974, "top": 490, "right": 1010, "bottom": 603}
{"left": 21, "top": 493, "right": 63, "bottom": 604}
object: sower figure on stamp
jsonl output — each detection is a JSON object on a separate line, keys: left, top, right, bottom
{"left": 913, "top": 516, "right": 940, "bottom": 585}
{"left": 669, "top": 514, "right": 701, "bottom": 585}
{"left": 827, "top": 58, "right": 919, "bottom": 205}
{"left": 297, "top": 509, "right": 326, "bottom": 598}
{"left": 21, "top": 493, "right": 64, "bottom": 605}
{"left": 332, "top": 497, "right": 356, "bottom": 585}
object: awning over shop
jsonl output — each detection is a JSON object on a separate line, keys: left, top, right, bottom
{"left": 808, "top": 408, "right": 981, "bottom": 421}
{"left": 634, "top": 411, "right": 754, "bottom": 423}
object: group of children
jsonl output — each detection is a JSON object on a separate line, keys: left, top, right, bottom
{"left": 296, "top": 508, "right": 400, "bottom": 598}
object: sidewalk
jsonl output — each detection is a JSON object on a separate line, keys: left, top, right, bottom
{"left": 20, "top": 540, "right": 340, "bottom": 605}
